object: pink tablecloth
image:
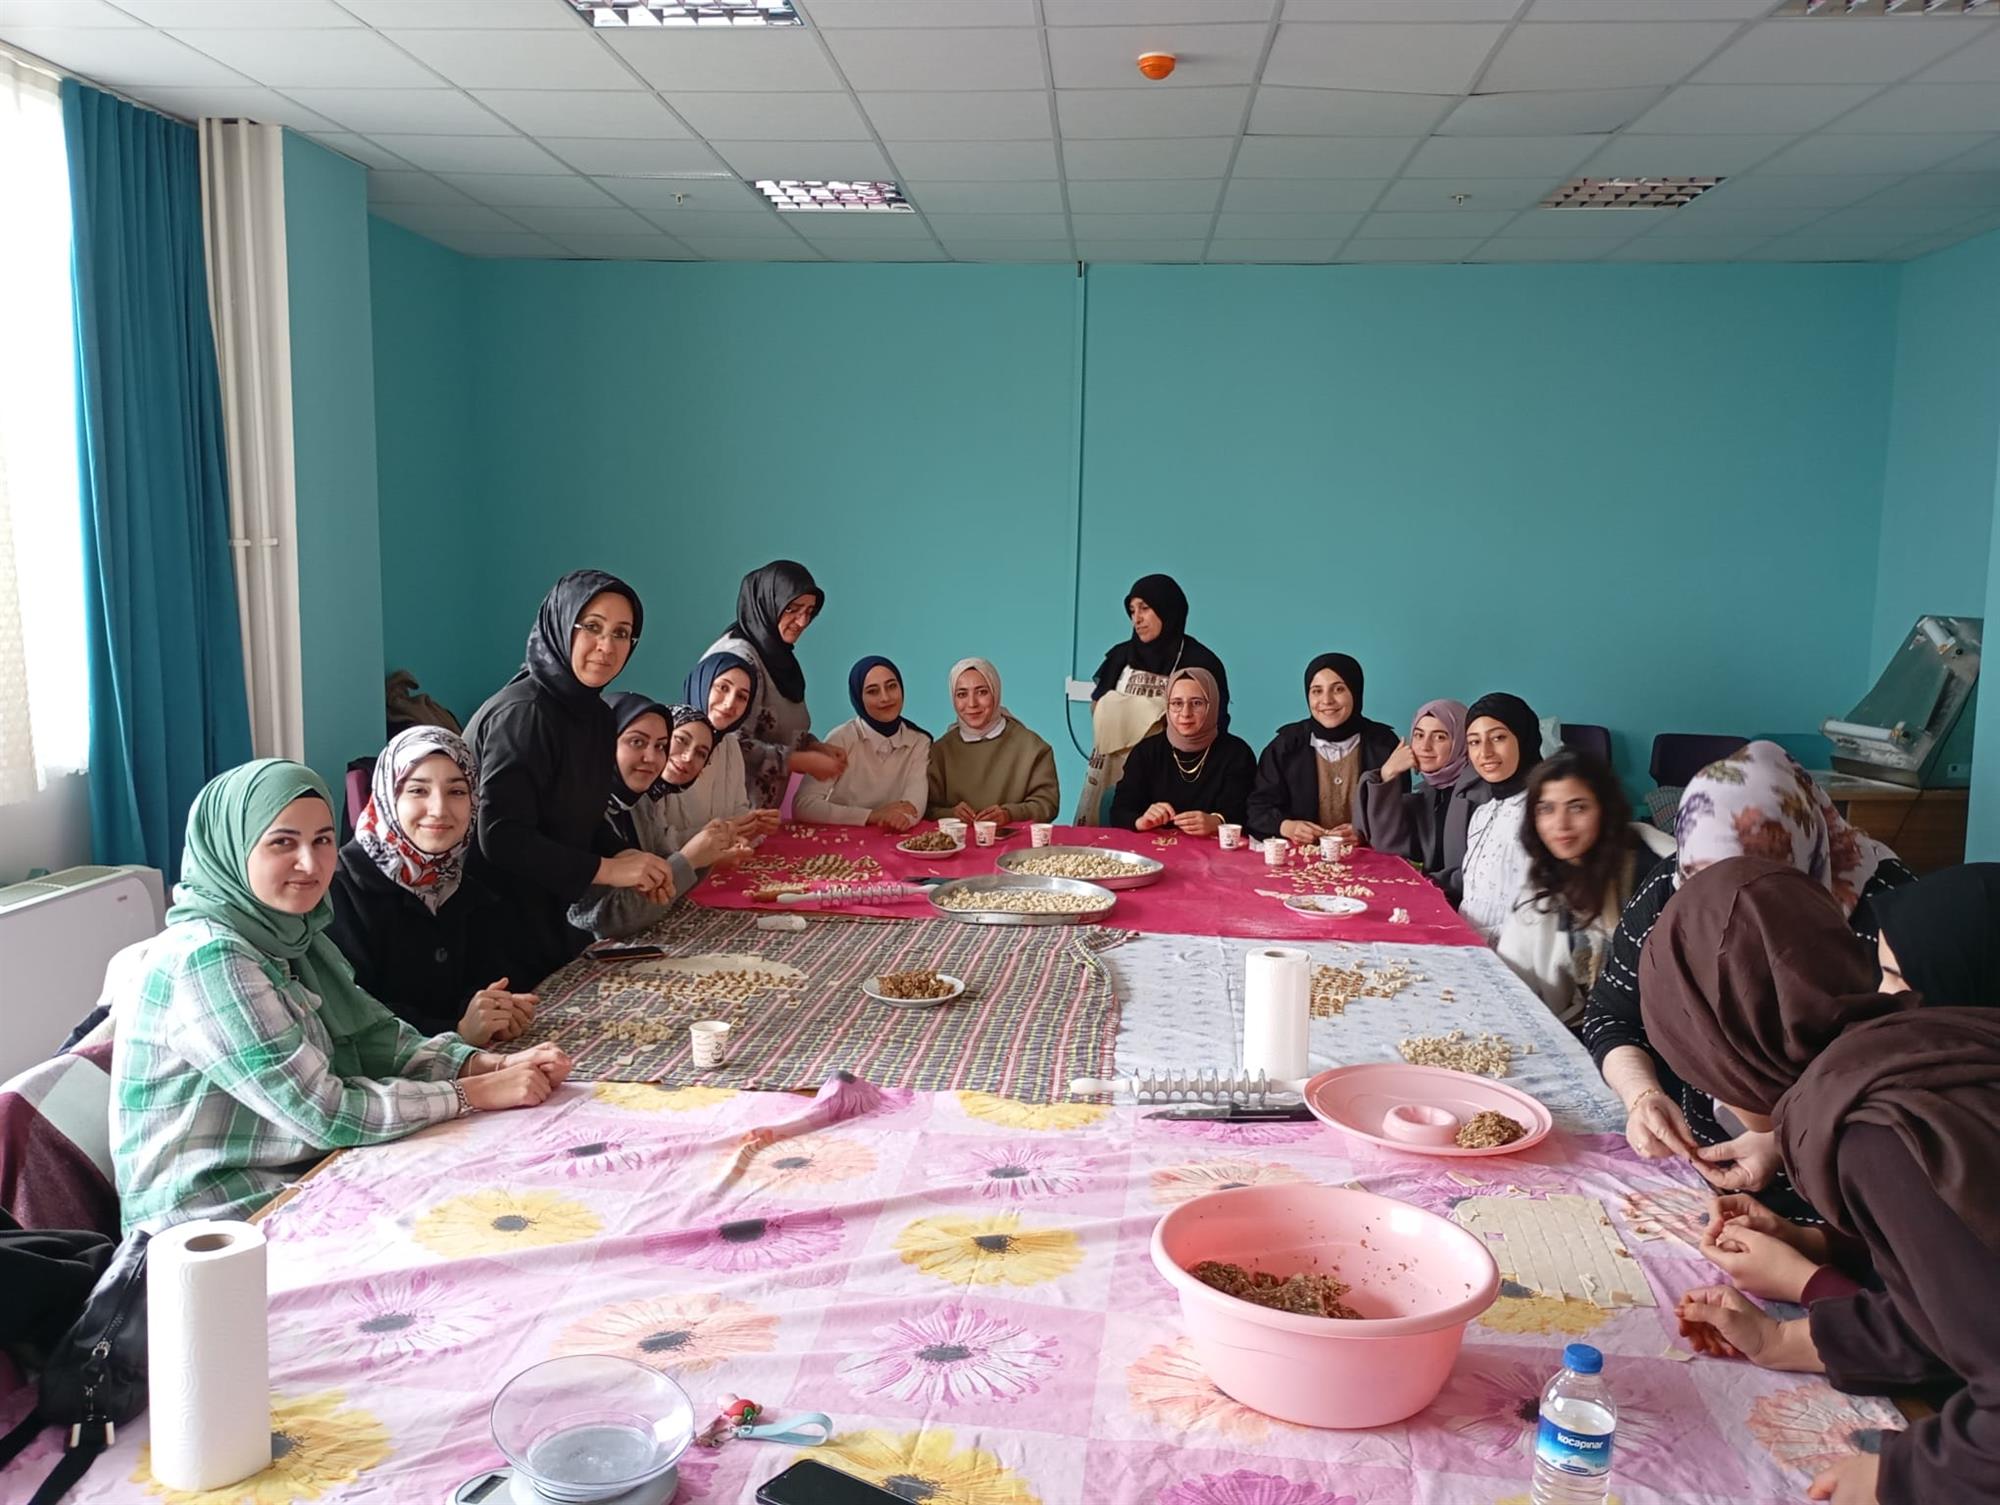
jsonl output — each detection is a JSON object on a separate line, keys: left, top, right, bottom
{"left": 16, "top": 1074, "right": 1900, "bottom": 1505}
{"left": 694, "top": 822, "right": 1484, "bottom": 946}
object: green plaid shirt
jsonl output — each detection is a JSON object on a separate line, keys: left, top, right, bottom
{"left": 114, "top": 919, "right": 476, "bottom": 1233}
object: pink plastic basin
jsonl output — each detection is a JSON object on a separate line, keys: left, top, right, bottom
{"left": 1150, "top": 1183, "right": 1499, "bottom": 1429}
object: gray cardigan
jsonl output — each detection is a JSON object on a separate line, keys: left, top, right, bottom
{"left": 566, "top": 795, "right": 704, "bottom": 941}
{"left": 704, "top": 631, "right": 812, "bottom": 808}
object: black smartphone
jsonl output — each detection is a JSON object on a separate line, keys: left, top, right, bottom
{"left": 585, "top": 942, "right": 668, "bottom": 961}
{"left": 756, "top": 1459, "right": 909, "bottom": 1505}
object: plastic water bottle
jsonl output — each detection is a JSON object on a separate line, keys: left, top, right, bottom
{"left": 1530, "top": 1343, "right": 1616, "bottom": 1504}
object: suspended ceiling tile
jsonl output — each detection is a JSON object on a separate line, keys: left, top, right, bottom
{"left": 710, "top": 139, "right": 895, "bottom": 179}
{"left": 1074, "top": 239, "right": 1208, "bottom": 260}
{"left": 1213, "top": 210, "right": 1362, "bottom": 237}
{"left": 382, "top": 27, "right": 632, "bottom": 89}
{"left": 119, "top": 0, "right": 357, "bottom": 24}
{"left": 1353, "top": 208, "right": 1515, "bottom": 236}
{"left": 603, "top": 27, "right": 841, "bottom": 91}
{"left": 638, "top": 206, "right": 795, "bottom": 236}
{"left": 1205, "top": 240, "right": 1343, "bottom": 261}
{"left": 1402, "top": 133, "right": 1601, "bottom": 177}
{"left": 924, "top": 211, "right": 1072, "bottom": 239}
{"left": 1231, "top": 135, "right": 1417, "bottom": 177}
{"left": 821, "top": 27, "right": 1045, "bottom": 91}
{"left": 471, "top": 89, "right": 691, "bottom": 139}
{"left": 1287, "top": 0, "right": 1522, "bottom": 17}
{"left": 365, "top": 170, "right": 476, "bottom": 205}
{"left": 1526, "top": 0, "right": 1771, "bottom": 16}
{"left": 340, "top": 0, "right": 574, "bottom": 26}
{"left": 1069, "top": 211, "right": 1216, "bottom": 237}
{"left": 1466, "top": 239, "right": 1611, "bottom": 260}
{"left": 1920, "top": 29, "right": 2000, "bottom": 83}
{"left": 169, "top": 27, "right": 437, "bottom": 86}
{"left": 136, "top": 84, "right": 338, "bottom": 128}
{"left": 1493, "top": 207, "right": 1659, "bottom": 238}
{"left": 673, "top": 236, "right": 822, "bottom": 258}
{"left": 443, "top": 171, "right": 619, "bottom": 206}
{"left": 885, "top": 139, "right": 1060, "bottom": 179}
{"left": 670, "top": 90, "right": 870, "bottom": 141}
{"left": 0, "top": 1, "right": 138, "bottom": 25}
{"left": 373, "top": 201, "right": 529, "bottom": 235}
{"left": 285, "top": 87, "right": 513, "bottom": 135}
{"left": 1637, "top": 205, "right": 1827, "bottom": 238}
{"left": 305, "top": 132, "right": 411, "bottom": 170}
{"left": 1480, "top": 21, "right": 1742, "bottom": 92}
{"left": 1264, "top": 22, "right": 1505, "bottom": 94}
{"left": 370, "top": 132, "right": 569, "bottom": 174}
{"left": 599, "top": 176, "right": 767, "bottom": 209}
{"left": 1046, "top": 23, "right": 1270, "bottom": 90}
{"left": 1439, "top": 86, "right": 1664, "bottom": 136}
{"left": 804, "top": 0, "right": 1039, "bottom": 23}
{"left": 502, "top": 203, "right": 657, "bottom": 235}
{"left": 540, "top": 136, "right": 726, "bottom": 174}
{"left": 1221, "top": 177, "right": 1387, "bottom": 211}
{"left": 1759, "top": 131, "right": 1994, "bottom": 175}
{"left": 1064, "top": 177, "right": 1222, "bottom": 212}
{"left": 1578, "top": 132, "right": 1795, "bottom": 175}
{"left": 1043, "top": 0, "right": 1275, "bottom": 21}
{"left": 1602, "top": 236, "right": 1769, "bottom": 260}
{"left": 1056, "top": 85, "right": 1251, "bottom": 138}
{"left": 423, "top": 231, "right": 567, "bottom": 257}
{"left": 857, "top": 90, "right": 1051, "bottom": 141}
{"left": 936, "top": 240, "right": 1075, "bottom": 260}
{"left": 1373, "top": 174, "right": 1557, "bottom": 210}
{"left": 1626, "top": 83, "right": 1880, "bottom": 135}
{"left": 901, "top": 179, "right": 1066, "bottom": 213}
{"left": 1827, "top": 82, "right": 2000, "bottom": 135}
{"left": 812, "top": 240, "right": 948, "bottom": 259}
{"left": 1060, "top": 136, "right": 1236, "bottom": 177}
{"left": 1, "top": 26, "right": 250, "bottom": 84}
{"left": 1692, "top": 171, "right": 1902, "bottom": 208}
{"left": 1857, "top": 170, "right": 2000, "bottom": 209}
{"left": 548, "top": 233, "right": 692, "bottom": 259}
{"left": 1246, "top": 86, "right": 1453, "bottom": 135}
{"left": 1696, "top": 19, "right": 1984, "bottom": 86}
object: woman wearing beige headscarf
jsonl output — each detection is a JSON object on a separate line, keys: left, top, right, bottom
{"left": 925, "top": 658, "right": 1060, "bottom": 826}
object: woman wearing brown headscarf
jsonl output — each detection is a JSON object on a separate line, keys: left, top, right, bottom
{"left": 1641, "top": 857, "right": 2000, "bottom": 1505}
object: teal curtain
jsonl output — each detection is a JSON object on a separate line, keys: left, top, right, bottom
{"left": 63, "top": 80, "right": 250, "bottom": 872}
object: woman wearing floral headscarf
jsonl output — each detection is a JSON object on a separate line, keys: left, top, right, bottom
{"left": 329, "top": 727, "right": 534, "bottom": 1045}
{"left": 1580, "top": 741, "right": 1911, "bottom": 1200}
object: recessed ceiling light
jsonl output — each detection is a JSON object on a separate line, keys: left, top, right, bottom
{"left": 1541, "top": 177, "right": 1723, "bottom": 210}
{"left": 756, "top": 180, "right": 914, "bottom": 212}
{"left": 1780, "top": 0, "right": 1995, "bottom": 15}
{"left": 566, "top": 1, "right": 803, "bottom": 26}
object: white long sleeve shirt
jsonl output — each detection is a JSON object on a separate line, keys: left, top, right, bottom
{"left": 792, "top": 717, "right": 931, "bottom": 826}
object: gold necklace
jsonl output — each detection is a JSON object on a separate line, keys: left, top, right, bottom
{"left": 1171, "top": 743, "right": 1212, "bottom": 782}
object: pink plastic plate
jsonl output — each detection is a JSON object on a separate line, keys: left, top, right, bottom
{"left": 1303, "top": 1063, "right": 1554, "bottom": 1158}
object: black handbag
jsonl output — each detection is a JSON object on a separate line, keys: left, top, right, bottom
{"left": 0, "top": 1228, "right": 149, "bottom": 1505}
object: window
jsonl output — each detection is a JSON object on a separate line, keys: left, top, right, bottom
{"left": 0, "top": 51, "right": 89, "bottom": 805}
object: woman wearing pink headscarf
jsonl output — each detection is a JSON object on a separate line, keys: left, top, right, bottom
{"left": 1355, "top": 698, "right": 1468, "bottom": 873}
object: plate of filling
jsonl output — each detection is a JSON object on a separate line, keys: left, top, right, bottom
{"left": 862, "top": 970, "right": 966, "bottom": 1008}
{"left": 1302, "top": 1063, "right": 1552, "bottom": 1158}
{"left": 896, "top": 830, "right": 966, "bottom": 858}
{"left": 995, "top": 846, "right": 1164, "bottom": 890}
{"left": 1282, "top": 894, "right": 1368, "bottom": 917}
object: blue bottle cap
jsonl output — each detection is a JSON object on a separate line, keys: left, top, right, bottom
{"left": 1563, "top": 1343, "right": 1603, "bottom": 1375}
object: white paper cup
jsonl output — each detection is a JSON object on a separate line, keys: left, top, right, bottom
{"left": 1219, "top": 824, "right": 1243, "bottom": 850}
{"left": 938, "top": 818, "right": 967, "bottom": 843}
{"left": 1263, "top": 838, "right": 1287, "bottom": 868}
{"left": 1029, "top": 823, "right": 1053, "bottom": 848}
{"left": 689, "top": 1020, "right": 731, "bottom": 1069}
{"left": 1319, "top": 834, "right": 1343, "bottom": 863}
{"left": 975, "top": 821, "right": 999, "bottom": 847}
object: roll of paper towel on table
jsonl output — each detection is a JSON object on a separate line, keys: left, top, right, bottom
{"left": 148, "top": 1219, "right": 271, "bottom": 1492}
{"left": 1243, "top": 946, "right": 1311, "bottom": 1083}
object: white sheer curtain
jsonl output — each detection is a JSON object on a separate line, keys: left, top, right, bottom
{"left": 0, "top": 50, "right": 89, "bottom": 807}
{"left": 200, "top": 118, "right": 304, "bottom": 762}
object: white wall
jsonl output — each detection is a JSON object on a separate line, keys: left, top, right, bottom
{"left": 0, "top": 771, "right": 92, "bottom": 884}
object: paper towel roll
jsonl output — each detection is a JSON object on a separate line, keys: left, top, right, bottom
{"left": 148, "top": 1219, "right": 271, "bottom": 1492}
{"left": 1243, "top": 946, "right": 1311, "bottom": 1083}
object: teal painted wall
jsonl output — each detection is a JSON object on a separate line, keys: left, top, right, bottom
{"left": 1075, "top": 264, "right": 1896, "bottom": 790}
{"left": 1872, "top": 226, "right": 2000, "bottom": 669}
{"left": 367, "top": 238, "right": 1901, "bottom": 804}
{"left": 284, "top": 132, "right": 385, "bottom": 782}
{"left": 369, "top": 218, "right": 480, "bottom": 729}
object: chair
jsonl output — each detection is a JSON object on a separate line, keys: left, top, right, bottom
{"left": 343, "top": 757, "right": 375, "bottom": 842}
{"left": 1558, "top": 723, "right": 1613, "bottom": 769}
{"left": 1648, "top": 734, "right": 1748, "bottom": 789}
{"left": 0, "top": 1042, "right": 119, "bottom": 1237}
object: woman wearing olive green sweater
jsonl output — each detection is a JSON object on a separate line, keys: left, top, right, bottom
{"left": 926, "top": 657, "right": 1060, "bottom": 826}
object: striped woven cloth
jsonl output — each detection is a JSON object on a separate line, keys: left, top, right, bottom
{"left": 514, "top": 907, "right": 1133, "bottom": 1103}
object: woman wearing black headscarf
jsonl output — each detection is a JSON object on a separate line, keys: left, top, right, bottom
{"left": 704, "top": 560, "right": 845, "bottom": 808}
{"left": 464, "top": 571, "right": 673, "bottom": 980}
{"left": 1246, "top": 653, "right": 1401, "bottom": 846}
{"left": 1647, "top": 858, "right": 2000, "bottom": 1505}
{"left": 1437, "top": 691, "right": 1542, "bottom": 931}
{"left": 568, "top": 695, "right": 754, "bottom": 940}
{"left": 1875, "top": 864, "right": 2000, "bottom": 1004}
{"left": 1078, "top": 574, "right": 1230, "bottom": 824}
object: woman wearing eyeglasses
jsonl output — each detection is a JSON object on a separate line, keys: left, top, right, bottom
{"left": 702, "top": 560, "right": 847, "bottom": 809}
{"left": 1107, "top": 668, "right": 1254, "bottom": 836}
{"left": 464, "top": 570, "right": 675, "bottom": 981}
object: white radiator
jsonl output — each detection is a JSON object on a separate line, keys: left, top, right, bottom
{"left": 0, "top": 865, "right": 165, "bottom": 1080}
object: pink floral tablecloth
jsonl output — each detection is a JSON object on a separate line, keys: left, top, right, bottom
{"left": 5, "top": 1076, "right": 1899, "bottom": 1505}
{"left": 695, "top": 823, "right": 1483, "bottom": 947}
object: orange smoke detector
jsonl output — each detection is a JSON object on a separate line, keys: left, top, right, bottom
{"left": 1137, "top": 51, "right": 1176, "bottom": 81}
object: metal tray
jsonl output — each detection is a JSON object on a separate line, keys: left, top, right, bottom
{"left": 994, "top": 845, "right": 1164, "bottom": 890}
{"left": 926, "top": 873, "right": 1118, "bottom": 927}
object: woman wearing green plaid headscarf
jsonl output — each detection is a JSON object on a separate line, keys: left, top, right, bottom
{"left": 112, "top": 759, "right": 571, "bottom": 1233}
